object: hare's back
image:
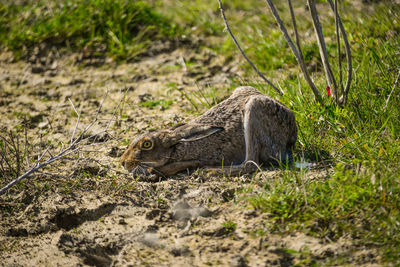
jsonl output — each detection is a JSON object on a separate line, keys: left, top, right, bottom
{"left": 194, "top": 86, "right": 261, "bottom": 126}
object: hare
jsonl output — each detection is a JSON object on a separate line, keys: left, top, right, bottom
{"left": 121, "top": 86, "right": 297, "bottom": 176}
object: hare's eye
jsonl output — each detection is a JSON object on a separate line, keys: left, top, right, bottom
{"left": 141, "top": 140, "right": 153, "bottom": 150}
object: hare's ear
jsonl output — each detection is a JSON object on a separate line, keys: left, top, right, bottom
{"left": 170, "top": 122, "right": 186, "bottom": 130}
{"left": 160, "top": 123, "right": 187, "bottom": 147}
{"left": 177, "top": 124, "right": 223, "bottom": 142}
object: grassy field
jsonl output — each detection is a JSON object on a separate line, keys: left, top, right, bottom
{"left": 0, "top": 0, "right": 180, "bottom": 60}
{"left": 1, "top": 0, "right": 400, "bottom": 264}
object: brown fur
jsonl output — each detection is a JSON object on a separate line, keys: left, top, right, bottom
{"left": 121, "top": 86, "right": 297, "bottom": 176}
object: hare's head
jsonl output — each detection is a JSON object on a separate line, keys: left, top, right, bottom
{"left": 121, "top": 130, "right": 178, "bottom": 175}
{"left": 121, "top": 124, "right": 223, "bottom": 175}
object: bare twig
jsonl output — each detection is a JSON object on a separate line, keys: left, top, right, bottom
{"left": 39, "top": 134, "right": 43, "bottom": 164}
{"left": 307, "top": 0, "right": 338, "bottom": 104}
{"left": 217, "top": 0, "right": 283, "bottom": 96}
{"left": 68, "top": 98, "right": 81, "bottom": 144}
{"left": 0, "top": 132, "right": 25, "bottom": 178}
{"left": 0, "top": 89, "right": 124, "bottom": 196}
{"left": 334, "top": 0, "right": 343, "bottom": 99}
{"left": 24, "top": 122, "right": 30, "bottom": 168}
{"left": 265, "top": 0, "right": 323, "bottom": 103}
{"left": 106, "top": 87, "right": 128, "bottom": 129}
{"left": 326, "top": 0, "right": 352, "bottom": 105}
{"left": 0, "top": 138, "right": 14, "bottom": 176}
{"left": 0, "top": 146, "right": 80, "bottom": 195}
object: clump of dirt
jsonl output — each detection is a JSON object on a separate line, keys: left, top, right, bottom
{"left": 0, "top": 42, "right": 380, "bottom": 266}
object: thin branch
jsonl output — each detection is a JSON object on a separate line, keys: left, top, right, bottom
{"left": 68, "top": 98, "right": 81, "bottom": 144}
{"left": 106, "top": 86, "right": 130, "bottom": 130}
{"left": 217, "top": 0, "right": 283, "bottom": 96}
{"left": 38, "top": 134, "right": 42, "bottom": 163}
{"left": 0, "top": 90, "right": 122, "bottom": 196}
{"left": 334, "top": 0, "right": 343, "bottom": 99}
{"left": 269, "top": 0, "right": 323, "bottom": 103}
{"left": 0, "top": 146, "right": 80, "bottom": 195}
{"left": 24, "top": 123, "right": 30, "bottom": 168}
{"left": 6, "top": 133, "right": 20, "bottom": 177}
{"left": 36, "top": 148, "right": 50, "bottom": 165}
{"left": 80, "top": 90, "right": 109, "bottom": 140}
{"left": 0, "top": 144, "right": 14, "bottom": 176}
{"left": 307, "top": 0, "right": 338, "bottom": 104}
{"left": 47, "top": 148, "right": 54, "bottom": 158}
{"left": 326, "top": 0, "right": 353, "bottom": 105}
{"left": 15, "top": 134, "right": 20, "bottom": 177}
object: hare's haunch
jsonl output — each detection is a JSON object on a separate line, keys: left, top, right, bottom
{"left": 121, "top": 86, "right": 297, "bottom": 176}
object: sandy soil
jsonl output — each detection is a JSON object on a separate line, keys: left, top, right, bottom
{"left": 0, "top": 42, "right": 381, "bottom": 266}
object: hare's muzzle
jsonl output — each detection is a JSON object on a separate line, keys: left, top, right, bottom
{"left": 121, "top": 157, "right": 138, "bottom": 171}
{"left": 121, "top": 149, "right": 139, "bottom": 171}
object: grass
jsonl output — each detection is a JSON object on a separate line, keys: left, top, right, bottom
{"left": 0, "top": 0, "right": 181, "bottom": 60}
{"left": 139, "top": 99, "right": 174, "bottom": 110}
{"left": 1, "top": 0, "right": 400, "bottom": 264}
{"left": 170, "top": 84, "right": 234, "bottom": 113}
{"left": 220, "top": 1, "right": 400, "bottom": 263}
{"left": 158, "top": 0, "right": 400, "bottom": 262}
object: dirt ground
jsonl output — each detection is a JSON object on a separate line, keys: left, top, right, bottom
{"left": 0, "top": 42, "right": 381, "bottom": 266}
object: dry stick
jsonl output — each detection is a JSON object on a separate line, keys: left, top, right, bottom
{"left": 0, "top": 141, "right": 14, "bottom": 176}
{"left": 24, "top": 123, "right": 30, "bottom": 168}
{"left": 0, "top": 90, "right": 114, "bottom": 196}
{"left": 216, "top": 0, "right": 283, "bottom": 96}
{"left": 68, "top": 98, "right": 81, "bottom": 144}
{"left": 280, "top": 0, "right": 323, "bottom": 103}
{"left": 0, "top": 153, "right": 4, "bottom": 176}
{"left": 0, "top": 142, "right": 79, "bottom": 195}
{"left": 307, "top": 0, "right": 338, "bottom": 104}
{"left": 106, "top": 87, "right": 128, "bottom": 130}
{"left": 334, "top": 0, "right": 343, "bottom": 99}
{"left": 14, "top": 134, "right": 21, "bottom": 177}
{"left": 0, "top": 139, "right": 5, "bottom": 175}
{"left": 38, "top": 134, "right": 42, "bottom": 163}
{"left": 0, "top": 105, "right": 84, "bottom": 195}
{"left": 326, "top": 0, "right": 352, "bottom": 105}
